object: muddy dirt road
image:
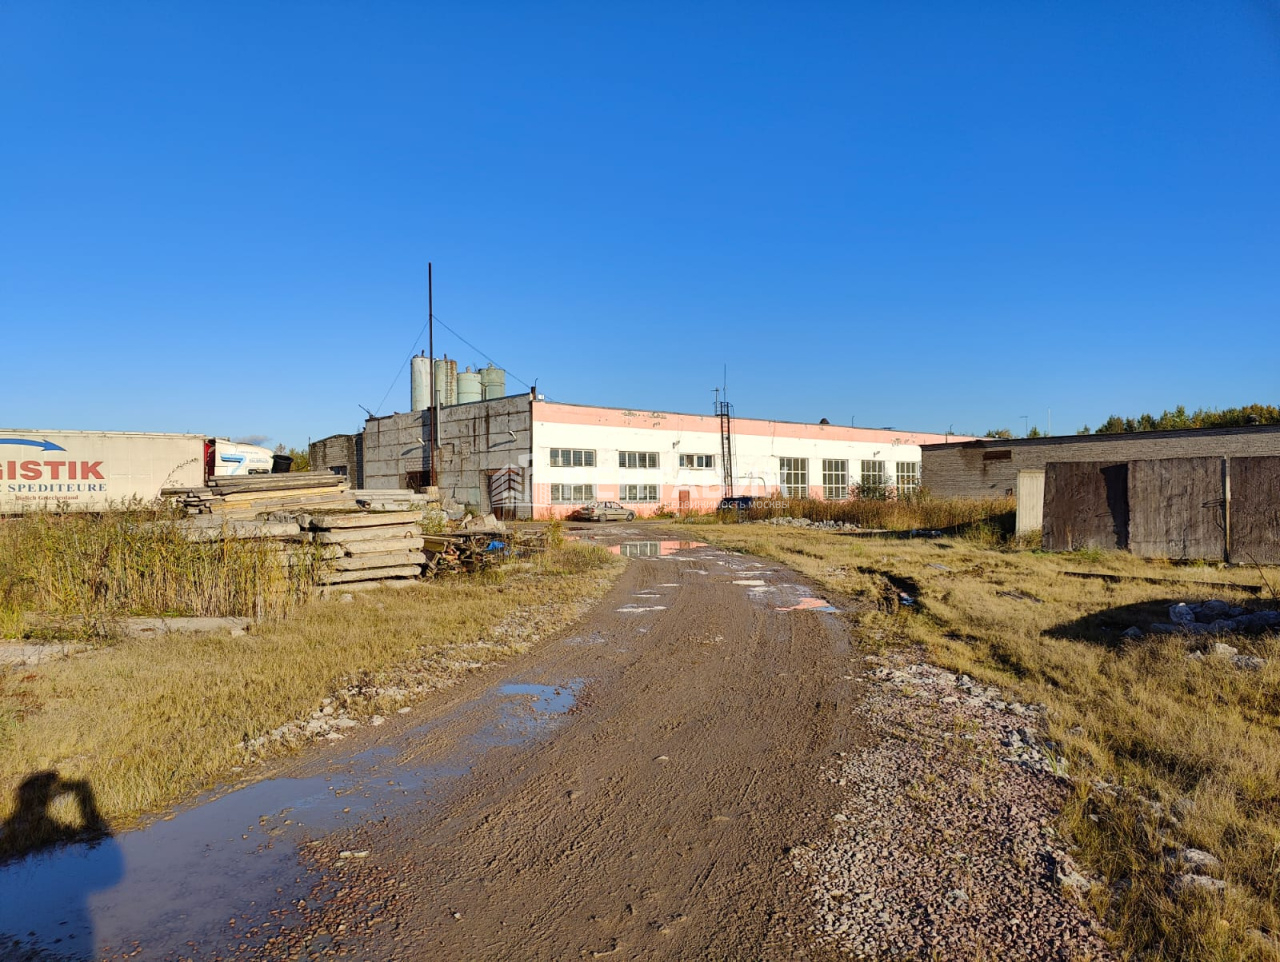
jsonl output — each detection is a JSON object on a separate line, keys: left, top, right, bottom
{"left": 0, "top": 530, "right": 866, "bottom": 961}
{"left": 319, "top": 531, "right": 865, "bottom": 961}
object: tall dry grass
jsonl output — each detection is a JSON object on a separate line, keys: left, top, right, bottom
{"left": 0, "top": 540, "right": 623, "bottom": 852}
{"left": 694, "top": 523, "right": 1280, "bottom": 962}
{"left": 0, "top": 511, "right": 321, "bottom": 638}
{"left": 738, "top": 493, "right": 1017, "bottom": 534}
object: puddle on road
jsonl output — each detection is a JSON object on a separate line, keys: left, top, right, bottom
{"left": 615, "top": 604, "right": 667, "bottom": 613}
{"left": 608, "top": 540, "right": 707, "bottom": 559}
{"left": 732, "top": 579, "right": 767, "bottom": 586}
{"left": 0, "top": 679, "right": 584, "bottom": 960}
{"left": 776, "top": 597, "right": 840, "bottom": 613}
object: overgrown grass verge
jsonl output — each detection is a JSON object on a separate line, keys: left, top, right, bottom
{"left": 690, "top": 522, "right": 1280, "bottom": 962}
{"left": 682, "top": 493, "right": 1017, "bottom": 537}
{"left": 0, "top": 510, "right": 320, "bottom": 639}
{"left": 0, "top": 542, "right": 622, "bottom": 858}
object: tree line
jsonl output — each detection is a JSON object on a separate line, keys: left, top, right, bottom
{"left": 982, "top": 403, "right": 1277, "bottom": 439}
{"left": 1078, "top": 403, "right": 1278, "bottom": 435}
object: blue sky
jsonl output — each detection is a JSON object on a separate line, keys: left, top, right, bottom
{"left": 2, "top": 1, "right": 1277, "bottom": 448}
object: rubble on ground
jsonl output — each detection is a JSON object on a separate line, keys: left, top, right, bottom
{"left": 794, "top": 654, "right": 1112, "bottom": 960}
{"left": 1146, "top": 600, "right": 1280, "bottom": 638}
{"left": 1124, "top": 600, "right": 1275, "bottom": 671}
{"left": 759, "top": 517, "right": 861, "bottom": 530}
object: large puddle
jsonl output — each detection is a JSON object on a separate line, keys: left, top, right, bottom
{"left": 0, "top": 679, "right": 584, "bottom": 960}
{"left": 608, "top": 540, "right": 707, "bottom": 558}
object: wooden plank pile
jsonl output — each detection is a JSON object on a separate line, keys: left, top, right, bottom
{"left": 421, "top": 532, "right": 504, "bottom": 575}
{"left": 311, "top": 511, "right": 427, "bottom": 591}
{"left": 163, "top": 472, "right": 354, "bottom": 519}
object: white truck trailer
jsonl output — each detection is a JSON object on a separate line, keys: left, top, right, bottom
{"left": 0, "top": 430, "right": 278, "bottom": 513}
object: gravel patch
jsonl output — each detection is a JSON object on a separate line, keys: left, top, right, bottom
{"left": 792, "top": 654, "right": 1114, "bottom": 961}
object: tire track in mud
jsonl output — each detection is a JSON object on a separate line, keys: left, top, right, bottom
{"left": 302, "top": 532, "right": 870, "bottom": 962}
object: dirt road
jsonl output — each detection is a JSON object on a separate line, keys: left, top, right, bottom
{"left": 317, "top": 534, "right": 860, "bottom": 961}
{"left": 1, "top": 528, "right": 1115, "bottom": 962}
{"left": 3, "top": 530, "right": 865, "bottom": 962}
{"left": 289, "top": 530, "right": 863, "bottom": 961}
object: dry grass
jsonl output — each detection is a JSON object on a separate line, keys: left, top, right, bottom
{"left": 686, "top": 492, "right": 1017, "bottom": 535}
{"left": 689, "top": 522, "right": 1280, "bottom": 962}
{"left": 0, "top": 541, "right": 622, "bottom": 856}
{"left": 0, "top": 510, "right": 320, "bottom": 639}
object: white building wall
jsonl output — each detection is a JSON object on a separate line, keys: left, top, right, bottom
{"left": 530, "top": 402, "right": 961, "bottom": 518}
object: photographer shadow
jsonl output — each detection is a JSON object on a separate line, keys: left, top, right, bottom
{"left": 0, "top": 770, "right": 124, "bottom": 960}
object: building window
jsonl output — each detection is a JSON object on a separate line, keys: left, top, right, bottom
{"left": 619, "top": 484, "right": 659, "bottom": 502}
{"left": 679, "top": 453, "right": 715, "bottom": 469}
{"left": 618, "top": 451, "right": 659, "bottom": 469}
{"left": 896, "top": 461, "right": 920, "bottom": 494}
{"left": 779, "top": 457, "right": 809, "bottom": 497}
{"left": 860, "top": 457, "right": 890, "bottom": 496}
{"left": 551, "top": 483, "right": 595, "bottom": 503}
{"left": 822, "top": 459, "right": 848, "bottom": 501}
{"left": 550, "top": 448, "right": 596, "bottom": 468}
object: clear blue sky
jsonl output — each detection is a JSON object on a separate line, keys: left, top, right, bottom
{"left": 2, "top": 1, "right": 1277, "bottom": 448}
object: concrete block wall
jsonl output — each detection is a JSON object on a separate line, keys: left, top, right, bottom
{"left": 922, "top": 425, "right": 1280, "bottom": 500}
{"left": 309, "top": 433, "right": 362, "bottom": 484}
{"left": 435, "top": 395, "right": 534, "bottom": 514}
{"left": 361, "top": 411, "right": 432, "bottom": 490}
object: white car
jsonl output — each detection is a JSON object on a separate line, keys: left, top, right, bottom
{"left": 568, "top": 501, "right": 636, "bottom": 522}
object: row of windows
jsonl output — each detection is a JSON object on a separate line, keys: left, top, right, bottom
{"left": 554, "top": 449, "right": 716, "bottom": 470}
{"left": 548, "top": 450, "right": 919, "bottom": 497}
{"left": 619, "top": 484, "right": 659, "bottom": 502}
{"left": 550, "top": 483, "right": 660, "bottom": 503}
{"left": 782, "top": 458, "right": 920, "bottom": 498}
{"left": 550, "top": 483, "right": 595, "bottom": 503}
{"left": 618, "top": 451, "right": 659, "bottom": 469}
{"left": 549, "top": 448, "right": 596, "bottom": 468}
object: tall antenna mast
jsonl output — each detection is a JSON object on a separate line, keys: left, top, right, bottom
{"left": 428, "top": 262, "right": 436, "bottom": 488}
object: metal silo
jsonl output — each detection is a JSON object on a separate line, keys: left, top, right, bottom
{"left": 480, "top": 363, "right": 506, "bottom": 400}
{"left": 457, "top": 366, "right": 483, "bottom": 404}
{"left": 410, "top": 354, "right": 430, "bottom": 412}
{"left": 433, "top": 356, "right": 457, "bottom": 407}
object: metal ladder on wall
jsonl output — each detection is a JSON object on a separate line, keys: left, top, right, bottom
{"left": 716, "top": 400, "right": 734, "bottom": 497}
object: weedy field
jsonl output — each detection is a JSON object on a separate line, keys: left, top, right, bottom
{"left": 689, "top": 521, "right": 1280, "bottom": 962}
{"left": 0, "top": 509, "right": 320, "bottom": 639}
{"left": 0, "top": 534, "right": 621, "bottom": 859}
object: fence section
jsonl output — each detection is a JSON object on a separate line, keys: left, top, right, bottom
{"left": 1042, "top": 455, "right": 1280, "bottom": 562}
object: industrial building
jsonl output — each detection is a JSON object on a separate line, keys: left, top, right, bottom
{"left": 312, "top": 358, "right": 963, "bottom": 519}
{"left": 920, "top": 425, "right": 1280, "bottom": 500}
{"left": 921, "top": 426, "right": 1280, "bottom": 561}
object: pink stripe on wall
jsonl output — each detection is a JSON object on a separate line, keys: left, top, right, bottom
{"left": 532, "top": 400, "right": 970, "bottom": 445}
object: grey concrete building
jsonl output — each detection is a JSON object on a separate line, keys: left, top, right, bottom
{"left": 921, "top": 425, "right": 1280, "bottom": 499}
{"left": 309, "top": 395, "right": 535, "bottom": 518}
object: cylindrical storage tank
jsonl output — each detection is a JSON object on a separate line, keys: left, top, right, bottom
{"left": 410, "top": 355, "right": 431, "bottom": 412}
{"left": 434, "top": 357, "right": 457, "bottom": 407}
{"left": 480, "top": 363, "right": 506, "bottom": 400}
{"left": 456, "top": 366, "right": 483, "bottom": 404}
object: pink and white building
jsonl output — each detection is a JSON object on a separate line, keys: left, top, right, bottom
{"left": 533, "top": 401, "right": 961, "bottom": 517}
{"left": 313, "top": 393, "right": 969, "bottom": 520}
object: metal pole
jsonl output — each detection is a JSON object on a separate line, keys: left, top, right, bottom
{"left": 428, "top": 262, "right": 436, "bottom": 488}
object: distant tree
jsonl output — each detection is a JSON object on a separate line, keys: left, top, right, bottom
{"left": 273, "top": 443, "right": 311, "bottom": 471}
{"left": 1084, "top": 403, "right": 1278, "bottom": 434}
{"left": 984, "top": 428, "right": 1013, "bottom": 439}
{"left": 1027, "top": 426, "right": 1043, "bottom": 438}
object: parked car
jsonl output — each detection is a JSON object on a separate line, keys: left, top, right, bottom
{"left": 567, "top": 500, "right": 636, "bottom": 522}
{"left": 717, "top": 495, "right": 758, "bottom": 516}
